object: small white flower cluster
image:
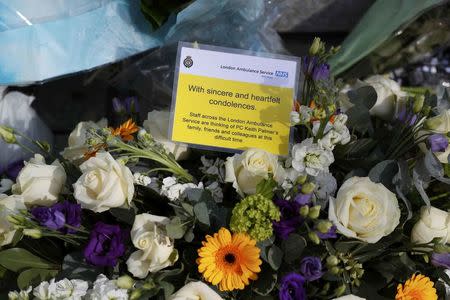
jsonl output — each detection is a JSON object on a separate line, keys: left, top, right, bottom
{"left": 290, "top": 113, "right": 351, "bottom": 177}
{"left": 160, "top": 177, "right": 203, "bottom": 201}
{"left": 8, "top": 274, "right": 129, "bottom": 300}
{"left": 133, "top": 172, "right": 151, "bottom": 186}
{"left": 290, "top": 105, "right": 313, "bottom": 125}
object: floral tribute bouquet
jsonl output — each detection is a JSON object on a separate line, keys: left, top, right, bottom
{"left": 1, "top": 38, "right": 450, "bottom": 300}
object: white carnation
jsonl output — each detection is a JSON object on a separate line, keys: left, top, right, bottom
{"left": 33, "top": 278, "right": 88, "bottom": 300}
{"left": 86, "top": 274, "right": 128, "bottom": 300}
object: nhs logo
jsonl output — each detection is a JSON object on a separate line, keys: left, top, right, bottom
{"left": 275, "top": 71, "right": 288, "bottom": 78}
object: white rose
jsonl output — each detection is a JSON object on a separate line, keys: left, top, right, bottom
{"left": 328, "top": 177, "right": 400, "bottom": 243}
{"left": 126, "top": 213, "right": 178, "bottom": 278}
{"left": 73, "top": 152, "right": 134, "bottom": 213}
{"left": 61, "top": 119, "right": 107, "bottom": 164}
{"left": 364, "top": 75, "right": 406, "bottom": 120}
{"left": 0, "top": 194, "right": 26, "bottom": 246}
{"left": 411, "top": 206, "right": 450, "bottom": 245}
{"left": 12, "top": 154, "right": 66, "bottom": 207}
{"left": 225, "top": 148, "right": 286, "bottom": 196}
{"left": 333, "top": 295, "right": 366, "bottom": 300}
{"left": 291, "top": 138, "right": 334, "bottom": 176}
{"left": 169, "top": 282, "right": 223, "bottom": 300}
{"left": 143, "top": 110, "right": 189, "bottom": 161}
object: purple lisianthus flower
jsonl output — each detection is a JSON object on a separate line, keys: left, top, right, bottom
{"left": 302, "top": 56, "right": 317, "bottom": 76}
{"left": 312, "top": 63, "right": 330, "bottom": 81}
{"left": 112, "top": 96, "right": 139, "bottom": 114}
{"left": 294, "top": 192, "right": 312, "bottom": 206}
{"left": 428, "top": 134, "right": 449, "bottom": 153}
{"left": 53, "top": 201, "right": 81, "bottom": 234}
{"left": 84, "top": 222, "right": 128, "bottom": 267}
{"left": 300, "top": 256, "right": 323, "bottom": 281}
{"left": 397, "top": 107, "right": 417, "bottom": 126}
{"left": 279, "top": 272, "right": 306, "bottom": 300}
{"left": 431, "top": 253, "right": 450, "bottom": 269}
{"left": 31, "top": 207, "right": 65, "bottom": 230}
{"left": 5, "top": 160, "right": 24, "bottom": 180}
{"left": 273, "top": 199, "right": 302, "bottom": 239}
{"left": 316, "top": 225, "right": 337, "bottom": 239}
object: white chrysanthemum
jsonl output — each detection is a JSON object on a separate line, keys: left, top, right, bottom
{"left": 291, "top": 138, "right": 334, "bottom": 176}
{"left": 299, "top": 105, "right": 313, "bottom": 123}
{"left": 133, "top": 172, "right": 151, "bottom": 186}
{"left": 290, "top": 111, "right": 300, "bottom": 125}
{"left": 160, "top": 177, "right": 203, "bottom": 201}
{"left": 86, "top": 274, "right": 129, "bottom": 300}
{"left": 8, "top": 286, "right": 31, "bottom": 300}
{"left": 33, "top": 278, "right": 88, "bottom": 300}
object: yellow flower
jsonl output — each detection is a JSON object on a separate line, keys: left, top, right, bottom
{"left": 197, "top": 227, "right": 262, "bottom": 291}
{"left": 396, "top": 274, "right": 438, "bottom": 300}
{"left": 111, "top": 119, "right": 139, "bottom": 141}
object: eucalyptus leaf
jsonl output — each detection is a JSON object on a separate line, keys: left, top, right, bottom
{"left": 60, "top": 252, "right": 102, "bottom": 282}
{"left": 17, "top": 268, "right": 58, "bottom": 290}
{"left": 165, "top": 217, "right": 186, "bottom": 239}
{"left": 159, "top": 281, "right": 175, "bottom": 299}
{"left": 0, "top": 248, "right": 57, "bottom": 272}
{"left": 193, "top": 202, "right": 210, "bottom": 226}
{"left": 110, "top": 207, "right": 136, "bottom": 225}
{"left": 252, "top": 264, "right": 277, "bottom": 296}
{"left": 281, "top": 234, "right": 306, "bottom": 263}
{"left": 368, "top": 160, "right": 397, "bottom": 188}
{"left": 267, "top": 245, "right": 283, "bottom": 270}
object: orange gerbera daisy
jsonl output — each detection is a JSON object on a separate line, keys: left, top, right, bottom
{"left": 197, "top": 227, "right": 262, "bottom": 291}
{"left": 110, "top": 119, "right": 139, "bottom": 141}
{"left": 396, "top": 274, "right": 438, "bottom": 300}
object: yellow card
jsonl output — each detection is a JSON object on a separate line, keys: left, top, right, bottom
{"left": 170, "top": 43, "right": 300, "bottom": 156}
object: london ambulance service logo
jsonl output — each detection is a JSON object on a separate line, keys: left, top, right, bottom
{"left": 183, "top": 56, "right": 193, "bottom": 68}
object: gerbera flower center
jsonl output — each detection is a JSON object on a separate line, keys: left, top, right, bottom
{"left": 224, "top": 253, "right": 236, "bottom": 264}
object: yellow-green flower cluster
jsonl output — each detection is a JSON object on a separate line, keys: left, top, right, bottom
{"left": 230, "top": 194, "right": 280, "bottom": 241}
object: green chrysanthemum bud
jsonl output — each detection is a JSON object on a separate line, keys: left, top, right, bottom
{"left": 117, "top": 275, "right": 134, "bottom": 289}
{"left": 230, "top": 194, "right": 280, "bottom": 241}
{"left": 413, "top": 95, "right": 425, "bottom": 114}
{"left": 329, "top": 266, "right": 340, "bottom": 275}
{"left": 301, "top": 182, "right": 316, "bottom": 194}
{"left": 299, "top": 205, "right": 309, "bottom": 217}
{"left": 130, "top": 290, "right": 142, "bottom": 300}
{"left": 309, "top": 37, "right": 323, "bottom": 55}
{"left": 296, "top": 175, "right": 308, "bottom": 185}
{"left": 308, "top": 205, "right": 321, "bottom": 219}
{"left": 316, "top": 220, "right": 333, "bottom": 233}
{"left": 0, "top": 125, "right": 16, "bottom": 144}
{"left": 326, "top": 255, "right": 339, "bottom": 267}
{"left": 308, "top": 231, "right": 320, "bottom": 245}
{"left": 23, "top": 229, "right": 42, "bottom": 239}
{"left": 334, "top": 284, "right": 347, "bottom": 297}
{"left": 6, "top": 215, "right": 26, "bottom": 225}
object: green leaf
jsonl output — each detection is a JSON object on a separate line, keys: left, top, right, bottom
{"left": 346, "top": 86, "right": 377, "bottom": 134}
{"left": 193, "top": 202, "right": 210, "bottom": 226}
{"left": 256, "top": 178, "right": 277, "bottom": 199}
{"left": 253, "top": 264, "right": 277, "bottom": 296}
{"left": 181, "top": 202, "right": 194, "bottom": 216}
{"left": 368, "top": 160, "right": 397, "bottom": 188}
{"left": 110, "top": 208, "right": 136, "bottom": 225}
{"left": 60, "top": 252, "right": 102, "bottom": 282}
{"left": 17, "top": 268, "right": 58, "bottom": 290}
{"left": 267, "top": 245, "right": 283, "bottom": 270}
{"left": 0, "top": 248, "right": 57, "bottom": 272}
{"left": 165, "top": 217, "right": 186, "bottom": 239}
{"left": 329, "top": 0, "right": 446, "bottom": 75}
{"left": 159, "top": 281, "right": 175, "bottom": 299}
{"left": 281, "top": 234, "right": 306, "bottom": 263}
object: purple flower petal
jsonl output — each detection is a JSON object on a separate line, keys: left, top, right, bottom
{"left": 279, "top": 272, "right": 306, "bottom": 300}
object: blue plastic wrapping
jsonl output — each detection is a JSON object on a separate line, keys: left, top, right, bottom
{"left": 0, "top": 0, "right": 287, "bottom": 85}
